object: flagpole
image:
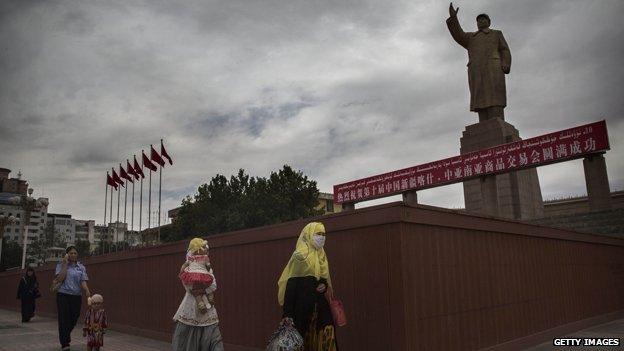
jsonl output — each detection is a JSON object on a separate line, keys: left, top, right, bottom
{"left": 104, "top": 173, "right": 108, "bottom": 227}
{"left": 148, "top": 168, "right": 152, "bottom": 232}
{"left": 131, "top": 177, "right": 135, "bottom": 232}
{"left": 140, "top": 153, "right": 144, "bottom": 240}
{"left": 109, "top": 184, "right": 113, "bottom": 225}
{"left": 117, "top": 182, "right": 120, "bottom": 224}
{"left": 109, "top": 179, "right": 113, "bottom": 253}
{"left": 124, "top": 179, "right": 128, "bottom": 224}
{"left": 158, "top": 165, "right": 162, "bottom": 243}
{"left": 139, "top": 176, "right": 143, "bottom": 232}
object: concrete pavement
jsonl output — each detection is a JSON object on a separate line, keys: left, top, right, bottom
{"left": 525, "top": 317, "right": 624, "bottom": 350}
{"left": 2, "top": 308, "right": 623, "bottom": 350}
{"left": 0, "top": 309, "right": 170, "bottom": 351}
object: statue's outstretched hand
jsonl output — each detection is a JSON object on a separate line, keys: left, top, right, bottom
{"left": 449, "top": 3, "right": 459, "bottom": 17}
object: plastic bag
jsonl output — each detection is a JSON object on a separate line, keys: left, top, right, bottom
{"left": 266, "top": 319, "right": 304, "bottom": 351}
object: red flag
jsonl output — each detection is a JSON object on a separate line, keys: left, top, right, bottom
{"left": 134, "top": 155, "right": 145, "bottom": 179}
{"left": 112, "top": 168, "right": 125, "bottom": 187}
{"left": 160, "top": 140, "right": 173, "bottom": 165}
{"left": 106, "top": 173, "right": 118, "bottom": 190}
{"left": 120, "top": 163, "right": 133, "bottom": 183}
{"left": 151, "top": 145, "right": 165, "bottom": 167}
{"left": 126, "top": 159, "right": 138, "bottom": 179}
{"left": 143, "top": 151, "right": 157, "bottom": 172}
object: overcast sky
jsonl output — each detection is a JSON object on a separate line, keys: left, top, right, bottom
{"left": 1, "top": 0, "right": 623, "bottom": 227}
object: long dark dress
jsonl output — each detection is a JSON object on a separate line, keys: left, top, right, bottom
{"left": 16, "top": 276, "right": 38, "bottom": 322}
{"left": 283, "top": 276, "right": 338, "bottom": 351}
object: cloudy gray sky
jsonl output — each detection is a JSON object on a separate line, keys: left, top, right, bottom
{"left": 1, "top": 0, "right": 623, "bottom": 227}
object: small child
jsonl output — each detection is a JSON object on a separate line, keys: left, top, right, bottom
{"left": 83, "top": 294, "right": 107, "bottom": 351}
{"left": 179, "top": 238, "right": 215, "bottom": 314}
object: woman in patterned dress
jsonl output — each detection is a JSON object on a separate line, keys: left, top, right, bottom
{"left": 83, "top": 294, "right": 107, "bottom": 351}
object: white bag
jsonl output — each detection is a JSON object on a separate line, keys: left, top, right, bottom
{"left": 266, "top": 319, "right": 304, "bottom": 351}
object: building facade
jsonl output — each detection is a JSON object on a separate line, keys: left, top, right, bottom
{"left": 316, "top": 192, "right": 343, "bottom": 214}
{"left": 47, "top": 213, "right": 74, "bottom": 244}
{"left": 0, "top": 169, "right": 49, "bottom": 245}
{"left": 47, "top": 214, "right": 98, "bottom": 249}
{"left": 75, "top": 219, "right": 95, "bottom": 243}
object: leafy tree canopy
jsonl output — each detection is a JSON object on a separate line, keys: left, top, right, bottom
{"left": 164, "top": 165, "right": 323, "bottom": 242}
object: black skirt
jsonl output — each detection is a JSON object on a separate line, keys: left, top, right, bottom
{"left": 282, "top": 276, "right": 338, "bottom": 350}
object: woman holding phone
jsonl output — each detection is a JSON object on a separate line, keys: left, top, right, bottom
{"left": 54, "top": 246, "right": 91, "bottom": 351}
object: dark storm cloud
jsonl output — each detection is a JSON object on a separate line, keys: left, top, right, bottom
{"left": 1, "top": 0, "right": 623, "bottom": 221}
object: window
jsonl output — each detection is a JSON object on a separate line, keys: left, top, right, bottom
{"left": 326, "top": 200, "right": 334, "bottom": 212}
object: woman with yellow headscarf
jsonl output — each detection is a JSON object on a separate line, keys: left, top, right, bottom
{"left": 277, "top": 222, "right": 338, "bottom": 351}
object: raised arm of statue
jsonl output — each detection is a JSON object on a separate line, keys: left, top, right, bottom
{"left": 498, "top": 32, "right": 512, "bottom": 74}
{"left": 449, "top": 2, "right": 459, "bottom": 18}
{"left": 446, "top": 12, "right": 469, "bottom": 49}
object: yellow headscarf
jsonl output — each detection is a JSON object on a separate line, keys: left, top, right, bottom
{"left": 277, "top": 222, "right": 331, "bottom": 306}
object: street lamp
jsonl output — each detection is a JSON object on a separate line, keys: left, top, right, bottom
{"left": 0, "top": 214, "right": 16, "bottom": 266}
{"left": 11, "top": 188, "right": 49, "bottom": 269}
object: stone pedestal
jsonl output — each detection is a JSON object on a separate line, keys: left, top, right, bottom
{"left": 583, "top": 154, "right": 612, "bottom": 211}
{"left": 460, "top": 118, "right": 544, "bottom": 219}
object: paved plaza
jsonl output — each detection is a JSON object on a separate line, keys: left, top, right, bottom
{"left": 1, "top": 308, "right": 623, "bottom": 350}
{"left": 0, "top": 309, "right": 170, "bottom": 351}
{"left": 526, "top": 318, "right": 624, "bottom": 350}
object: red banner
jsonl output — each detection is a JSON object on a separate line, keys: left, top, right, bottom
{"left": 333, "top": 120, "right": 610, "bottom": 204}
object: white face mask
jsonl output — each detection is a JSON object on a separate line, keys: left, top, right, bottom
{"left": 312, "top": 234, "right": 326, "bottom": 249}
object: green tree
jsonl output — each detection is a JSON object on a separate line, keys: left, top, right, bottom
{"left": 54, "top": 232, "right": 67, "bottom": 248}
{"left": 1, "top": 240, "right": 23, "bottom": 270}
{"left": 27, "top": 237, "right": 48, "bottom": 265}
{"left": 165, "top": 165, "right": 323, "bottom": 242}
{"left": 74, "top": 239, "right": 91, "bottom": 258}
{"left": 43, "top": 221, "right": 66, "bottom": 248}
{"left": 42, "top": 221, "right": 55, "bottom": 247}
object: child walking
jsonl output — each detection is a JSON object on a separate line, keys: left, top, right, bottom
{"left": 179, "top": 238, "right": 215, "bottom": 314}
{"left": 83, "top": 294, "right": 107, "bottom": 351}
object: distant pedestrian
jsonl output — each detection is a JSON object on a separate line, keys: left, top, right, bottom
{"left": 53, "top": 246, "right": 92, "bottom": 351}
{"left": 172, "top": 238, "right": 224, "bottom": 351}
{"left": 83, "top": 294, "right": 107, "bottom": 351}
{"left": 277, "top": 222, "right": 338, "bottom": 350}
{"left": 16, "top": 267, "right": 40, "bottom": 322}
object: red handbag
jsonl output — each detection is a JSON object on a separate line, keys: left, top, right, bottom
{"left": 329, "top": 298, "right": 347, "bottom": 327}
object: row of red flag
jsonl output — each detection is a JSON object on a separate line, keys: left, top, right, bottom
{"left": 106, "top": 140, "right": 173, "bottom": 190}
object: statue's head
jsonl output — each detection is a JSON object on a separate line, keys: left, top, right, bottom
{"left": 476, "top": 14, "right": 490, "bottom": 30}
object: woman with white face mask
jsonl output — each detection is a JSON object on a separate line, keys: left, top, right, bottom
{"left": 277, "top": 222, "right": 338, "bottom": 350}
